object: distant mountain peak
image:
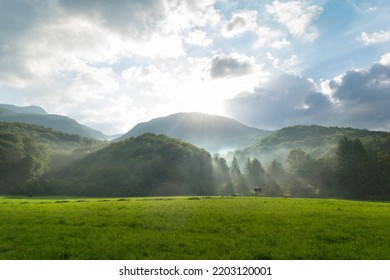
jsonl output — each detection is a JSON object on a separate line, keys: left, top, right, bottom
{"left": 118, "top": 112, "right": 270, "bottom": 153}
{"left": 0, "top": 103, "right": 107, "bottom": 140}
{"left": 0, "top": 104, "right": 48, "bottom": 115}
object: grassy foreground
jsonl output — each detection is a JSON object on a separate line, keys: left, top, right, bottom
{"left": 0, "top": 196, "right": 389, "bottom": 260}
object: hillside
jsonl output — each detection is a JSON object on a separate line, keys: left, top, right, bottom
{"left": 118, "top": 112, "right": 269, "bottom": 153}
{"left": 233, "top": 125, "right": 390, "bottom": 165}
{"left": 0, "top": 122, "right": 101, "bottom": 151}
{"left": 0, "top": 122, "right": 104, "bottom": 194}
{"left": 46, "top": 133, "right": 215, "bottom": 196}
{"left": 0, "top": 104, "right": 107, "bottom": 140}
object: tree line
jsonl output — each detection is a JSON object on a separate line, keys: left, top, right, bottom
{"left": 215, "top": 137, "right": 390, "bottom": 200}
{"left": 1, "top": 123, "right": 390, "bottom": 200}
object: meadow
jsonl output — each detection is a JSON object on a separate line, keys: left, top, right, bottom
{"left": 0, "top": 196, "right": 389, "bottom": 260}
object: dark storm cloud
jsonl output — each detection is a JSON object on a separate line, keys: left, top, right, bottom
{"left": 225, "top": 61, "right": 390, "bottom": 131}
{"left": 329, "top": 62, "right": 390, "bottom": 129}
{"left": 333, "top": 63, "right": 390, "bottom": 102}
{"left": 210, "top": 55, "right": 254, "bottom": 79}
{"left": 224, "top": 70, "right": 329, "bottom": 129}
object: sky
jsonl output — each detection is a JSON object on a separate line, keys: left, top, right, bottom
{"left": 1, "top": 0, "right": 390, "bottom": 135}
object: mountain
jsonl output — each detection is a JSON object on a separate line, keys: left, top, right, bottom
{"left": 46, "top": 133, "right": 215, "bottom": 197}
{"left": 0, "top": 104, "right": 107, "bottom": 140}
{"left": 118, "top": 112, "right": 270, "bottom": 153}
{"left": 0, "top": 104, "right": 48, "bottom": 115}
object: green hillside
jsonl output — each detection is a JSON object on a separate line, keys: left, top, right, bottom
{"left": 45, "top": 133, "right": 215, "bottom": 197}
{"left": 234, "top": 125, "right": 390, "bottom": 163}
{"left": 0, "top": 122, "right": 104, "bottom": 194}
{"left": 0, "top": 122, "right": 100, "bottom": 151}
{"left": 2, "top": 122, "right": 390, "bottom": 200}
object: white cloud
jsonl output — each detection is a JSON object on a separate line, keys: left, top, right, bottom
{"left": 266, "top": 0, "right": 323, "bottom": 42}
{"left": 253, "top": 26, "right": 289, "bottom": 49}
{"left": 222, "top": 10, "right": 258, "bottom": 37}
{"left": 359, "top": 30, "right": 390, "bottom": 45}
{"left": 281, "top": 55, "right": 302, "bottom": 75}
{"left": 271, "top": 37, "right": 290, "bottom": 49}
{"left": 380, "top": 53, "right": 390, "bottom": 66}
{"left": 185, "top": 30, "right": 213, "bottom": 47}
{"left": 120, "top": 55, "right": 269, "bottom": 125}
{"left": 2, "top": 0, "right": 389, "bottom": 135}
{"left": 163, "top": 0, "right": 221, "bottom": 33}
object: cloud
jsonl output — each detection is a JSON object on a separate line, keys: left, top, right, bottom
{"left": 326, "top": 60, "right": 390, "bottom": 130}
{"left": 1, "top": 0, "right": 389, "bottom": 135}
{"left": 58, "top": 0, "right": 167, "bottom": 36}
{"left": 253, "top": 26, "right": 289, "bottom": 49}
{"left": 358, "top": 30, "right": 390, "bottom": 45}
{"left": 222, "top": 10, "right": 258, "bottom": 37}
{"left": 224, "top": 70, "right": 328, "bottom": 129}
{"left": 0, "top": 0, "right": 223, "bottom": 134}
{"left": 380, "top": 53, "right": 390, "bottom": 66}
{"left": 210, "top": 54, "right": 255, "bottom": 79}
{"left": 266, "top": 0, "right": 323, "bottom": 42}
{"left": 184, "top": 30, "right": 213, "bottom": 47}
{"left": 225, "top": 56, "right": 390, "bottom": 131}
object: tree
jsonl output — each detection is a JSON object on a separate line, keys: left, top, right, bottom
{"left": 212, "top": 154, "right": 232, "bottom": 195}
{"left": 335, "top": 137, "right": 374, "bottom": 199}
{"left": 245, "top": 157, "right": 264, "bottom": 188}
{"left": 285, "top": 149, "right": 318, "bottom": 197}
{"left": 286, "top": 149, "right": 313, "bottom": 176}
{"left": 229, "top": 157, "right": 248, "bottom": 195}
{"left": 267, "top": 159, "right": 285, "bottom": 179}
{"left": 0, "top": 133, "right": 49, "bottom": 195}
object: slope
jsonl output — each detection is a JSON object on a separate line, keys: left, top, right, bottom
{"left": 233, "top": 125, "right": 390, "bottom": 164}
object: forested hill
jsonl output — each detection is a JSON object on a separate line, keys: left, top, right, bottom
{"left": 0, "top": 104, "right": 107, "bottom": 140}
{"left": 2, "top": 122, "right": 390, "bottom": 200}
{"left": 234, "top": 125, "right": 390, "bottom": 164}
{"left": 0, "top": 122, "right": 101, "bottom": 152}
{"left": 46, "top": 133, "right": 215, "bottom": 197}
{"left": 0, "top": 122, "right": 104, "bottom": 194}
{"left": 118, "top": 112, "right": 269, "bottom": 153}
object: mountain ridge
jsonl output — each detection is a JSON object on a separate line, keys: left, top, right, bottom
{"left": 0, "top": 104, "right": 108, "bottom": 140}
{"left": 118, "top": 112, "right": 270, "bottom": 153}
{"left": 231, "top": 124, "right": 390, "bottom": 166}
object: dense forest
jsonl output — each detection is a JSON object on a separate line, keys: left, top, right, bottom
{"left": 44, "top": 133, "right": 214, "bottom": 196}
{"left": 1, "top": 122, "right": 390, "bottom": 200}
{"left": 0, "top": 122, "right": 103, "bottom": 194}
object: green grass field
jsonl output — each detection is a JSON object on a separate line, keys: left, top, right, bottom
{"left": 0, "top": 196, "right": 389, "bottom": 260}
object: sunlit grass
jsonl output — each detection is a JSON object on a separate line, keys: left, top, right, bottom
{"left": 0, "top": 196, "right": 389, "bottom": 259}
